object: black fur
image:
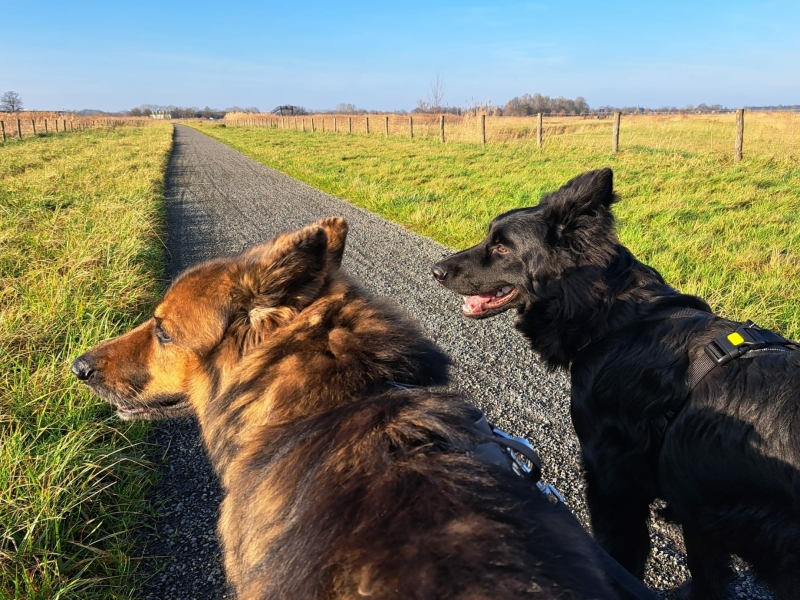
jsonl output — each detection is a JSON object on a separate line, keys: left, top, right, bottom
{"left": 432, "top": 169, "right": 800, "bottom": 600}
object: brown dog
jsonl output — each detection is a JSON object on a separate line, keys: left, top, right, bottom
{"left": 73, "top": 218, "right": 638, "bottom": 599}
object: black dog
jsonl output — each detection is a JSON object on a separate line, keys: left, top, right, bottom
{"left": 431, "top": 168, "right": 800, "bottom": 600}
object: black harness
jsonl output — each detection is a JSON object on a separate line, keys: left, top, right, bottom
{"left": 686, "top": 319, "right": 800, "bottom": 389}
{"left": 387, "top": 381, "right": 563, "bottom": 502}
{"left": 576, "top": 307, "right": 800, "bottom": 430}
{"left": 468, "top": 413, "right": 564, "bottom": 504}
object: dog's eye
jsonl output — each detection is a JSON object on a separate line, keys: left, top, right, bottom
{"left": 154, "top": 323, "right": 173, "bottom": 344}
{"left": 494, "top": 244, "right": 509, "bottom": 254}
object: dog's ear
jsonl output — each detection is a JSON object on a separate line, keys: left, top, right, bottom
{"left": 315, "top": 216, "right": 348, "bottom": 268}
{"left": 539, "top": 168, "right": 617, "bottom": 246}
{"left": 235, "top": 224, "right": 329, "bottom": 323}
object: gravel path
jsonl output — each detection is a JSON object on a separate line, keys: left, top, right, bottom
{"left": 136, "top": 124, "right": 769, "bottom": 599}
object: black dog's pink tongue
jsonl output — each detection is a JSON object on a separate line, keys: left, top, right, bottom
{"left": 463, "top": 293, "right": 495, "bottom": 315}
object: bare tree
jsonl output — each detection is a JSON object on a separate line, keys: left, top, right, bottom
{"left": 0, "top": 91, "right": 23, "bottom": 112}
{"left": 414, "top": 99, "right": 430, "bottom": 113}
{"left": 427, "top": 73, "right": 446, "bottom": 113}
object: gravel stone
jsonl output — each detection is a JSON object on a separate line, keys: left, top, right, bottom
{"left": 134, "top": 124, "right": 771, "bottom": 599}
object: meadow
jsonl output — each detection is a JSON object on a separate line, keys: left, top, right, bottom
{"left": 0, "top": 113, "right": 148, "bottom": 140}
{"left": 226, "top": 110, "right": 800, "bottom": 160}
{"left": 193, "top": 112, "right": 800, "bottom": 339}
{"left": 1, "top": 110, "right": 797, "bottom": 597}
{"left": 0, "top": 122, "right": 172, "bottom": 599}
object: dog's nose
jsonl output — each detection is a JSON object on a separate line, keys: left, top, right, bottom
{"left": 71, "top": 355, "right": 96, "bottom": 381}
{"left": 431, "top": 263, "right": 448, "bottom": 281}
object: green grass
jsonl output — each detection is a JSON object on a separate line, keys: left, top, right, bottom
{"left": 0, "top": 123, "right": 173, "bottom": 599}
{"left": 191, "top": 122, "right": 800, "bottom": 339}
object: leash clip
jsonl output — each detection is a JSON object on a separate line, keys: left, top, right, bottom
{"left": 491, "top": 427, "right": 542, "bottom": 479}
{"left": 536, "top": 482, "right": 565, "bottom": 504}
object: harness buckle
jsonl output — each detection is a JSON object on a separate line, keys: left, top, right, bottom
{"left": 704, "top": 321, "right": 768, "bottom": 366}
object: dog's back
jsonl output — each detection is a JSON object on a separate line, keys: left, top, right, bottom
{"left": 228, "top": 391, "right": 617, "bottom": 599}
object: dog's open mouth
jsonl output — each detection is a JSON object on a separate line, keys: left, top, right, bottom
{"left": 462, "top": 286, "right": 520, "bottom": 318}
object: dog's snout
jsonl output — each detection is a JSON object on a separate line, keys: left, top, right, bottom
{"left": 71, "top": 355, "right": 96, "bottom": 381}
{"left": 431, "top": 263, "right": 448, "bottom": 281}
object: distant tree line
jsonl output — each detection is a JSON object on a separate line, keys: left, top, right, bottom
{"left": 314, "top": 103, "right": 413, "bottom": 115}
{"left": 331, "top": 103, "right": 365, "bottom": 114}
{"left": 595, "top": 103, "right": 730, "bottom": 115}
{"left": 744, "top": 104, "right": 800, "bottom": 112}
{"left": 126, "top": 104, "right": 259, "bottom": 119}
{"left": 117, "top": 99, "right": 799, "bottom": 121}
{"left": 504, "top": 94, "right": 589, "bottom": 116}
{"left": 411, "top": 105, "right": 463, "bottom": 115}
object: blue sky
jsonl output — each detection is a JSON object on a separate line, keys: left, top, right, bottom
{"left": 2, "top": 0, "right": 798, "bottom": 112}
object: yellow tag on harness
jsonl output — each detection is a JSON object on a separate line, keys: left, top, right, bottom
{"left": 727, "top": 332, "right": 745, "bottom": 346}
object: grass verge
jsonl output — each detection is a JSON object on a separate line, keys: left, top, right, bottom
{"left": 190, "top": 122, "right": 800, "bottom": 339}
{"left": 0, "top": 123, "right": 173, "bottom": 599}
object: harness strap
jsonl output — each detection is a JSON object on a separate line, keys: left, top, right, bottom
{"left": 573, "top": 307, "right": 799, "bottom": 432}
{"left": 387, "top": 382, "right": 562, "bottom": 500}
{"left": 575, "top": 306, "right": 710, "bottom": 354}
{"left": 468, "top": 414, "right": 564, "bottom": 504}
{"left": 686, "top": 320, "right": 799, "bottom": 389}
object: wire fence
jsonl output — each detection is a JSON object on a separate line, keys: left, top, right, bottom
{"left": 0, "top": 112, "right": 153, "bottom": 142}
{"left": 221, "top": 110, "right": 800, "bottom": 162}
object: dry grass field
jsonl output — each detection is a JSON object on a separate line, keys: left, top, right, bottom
{"left": 0, "top": 112, "right": 148, "bottom": 139}
{"left": 225, "top": 111, "right": 800, "bottom": 161}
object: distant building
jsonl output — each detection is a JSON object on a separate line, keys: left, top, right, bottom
{"left": 151, "top": 110, "right": 172, "bottom": 120}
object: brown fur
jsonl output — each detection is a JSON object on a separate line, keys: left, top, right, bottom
{"left": 73, "top": 218, "right": 623, "bottom": 599}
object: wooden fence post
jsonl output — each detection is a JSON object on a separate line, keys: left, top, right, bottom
{"left": 322, "top": 118, "right": 325, "bottom": 132}
{"left": 537, "top": 113, "right": 543, "bottom": 148}
{"left": 17, "top": 119, "right": 23, "bottom": 139}
{"left": 1, "top": 121, "right": 5, "bottom": 142}
{"left": 612, "top": 112, "right": 621, "bottom": 152}
{"left": 302, "top": 119, "right": 306, "bottom": 132}
{"left": 735, "top": 109, "right": 744, "bottom": 162}
{"left": 334, "top": 117, "right": 337, "bottom": 133}
{"left": 348, "top": 117, "right": 352, "bottom": 134}
{"left": 44, "top": 119, "right": 48, "bottom": 134}
{"left": 385, "top": 116, "right": 389, "bottom": 136}
{"left": 366, "top": 117, "right": 370, "bottom": 134}
{"left": 32, "top": 120, "right": 37, "bottom": 135}
{"left": 409, "top": 116, "right": 413, "bottom": 139}
{"left": 481, "top": 114, "right": 486, "bottom": 145}
{"left": 64, "top": 120, "right": 67, "bottom": 132}
{"left": 311, "top": 118, "right": 315, "bottom": 132}
{"left": 440, "top": 115, "right": 445, "bottom": 143}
